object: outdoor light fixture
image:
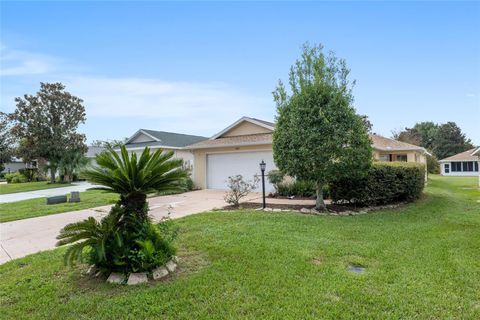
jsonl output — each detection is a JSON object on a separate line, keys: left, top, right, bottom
{"left": 259, "top": 160, "right": 266, "bottom": 209}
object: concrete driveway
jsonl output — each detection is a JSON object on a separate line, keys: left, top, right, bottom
{"left": 0, "top": 181, "right": 95, "bottom": 203}
{"left": 0, "top": 190, "right": 261, "bottom": 264}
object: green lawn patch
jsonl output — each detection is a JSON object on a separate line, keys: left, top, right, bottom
{"left": 0, "top": 181, "right": 72, "bottom": 195}
{"left": 0, "top": 190, "right": 118, "bottom": 223}
{"left": 0, "top": 175, "right": 479, "bottom": 318}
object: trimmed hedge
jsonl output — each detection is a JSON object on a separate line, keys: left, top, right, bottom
{"left": 329, "top": 162, "right": 425, "bottom": 206}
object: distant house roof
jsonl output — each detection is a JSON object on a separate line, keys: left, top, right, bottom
{"left": 369, "top": 134, "right": 428, "bottom": 153}
{"left": 86, "top": 146, "right": 106, "bottom": 158}
{"left": 439, "top": 148, "right": 480, "bottom": 162}
{"left": 125, "top": 129, "right": 208, "bottom": 149}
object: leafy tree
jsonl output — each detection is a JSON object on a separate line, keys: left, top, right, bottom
{"left": 0, "top": 112, "right": 14, "bottom": 172}
{"left": 91, "top": 138, "right": 128, "bottom": 149}
{"left": 392, "top": 127, "right": 422, "bottom": 146}
{"left": 56, "top": 146, "right": 187, "bottom": 273}
{"left": 58, "top": 151, "right": 90, "bottom": 182}
{"left": 9, "top": 82, "right": 87, "bottom": 183}
{"left": 432, "top": 122, "right": 474, "bottom": 160}
{"left": 273, "top": 43, "right": 372, "bottom": 210}
{"left": 392, "top": 122, "right": 439, "bottom": 151}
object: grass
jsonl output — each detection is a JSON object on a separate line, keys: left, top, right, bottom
{"left": 0, "top": 175, "right": 479, "bottom": 319}
{"left": 0, "top": 181, "right": 72, "bottom": 195}
{"left": 0, "top": 190, "right": 118, "bottom": 223}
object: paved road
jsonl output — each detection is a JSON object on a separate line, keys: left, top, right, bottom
{"left": 0, "top": 190, "right": 263, "bottom": 264}
{"left": 0, "top": 182, "right": 96, "bottom": 203}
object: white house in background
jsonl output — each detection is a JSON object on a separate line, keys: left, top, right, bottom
{"left": 1, "top": 157, "right": 37, "bottom": 173}
{"left": 121, "top": 129, "right": 208, "bottom": 168}
{"left": 439, "top": 147, "right": 480, "bottom": 176}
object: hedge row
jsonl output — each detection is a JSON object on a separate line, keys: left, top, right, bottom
{"left": 329, "top": 162, "right": 426, "bottom": 206}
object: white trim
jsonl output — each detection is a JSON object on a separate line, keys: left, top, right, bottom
{"left": 125, "top": 129, "right": 161, "bottom": 144}
{"left": 210, "top": 116, "right": 274, "bottom": 140}
{"left": 471, "top": 147, "right": 480, "bottom": 156}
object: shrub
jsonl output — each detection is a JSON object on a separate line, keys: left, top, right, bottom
{"left": 329, "top": 162, "right": 425, "bottom": 206}
{"left": 5, "top": 172, "right": 27, "bottom": 184}
{"left": 426, "top": 155, "right": 440, "bottom": 174}
{"left": 224, "top": 174, "right": 259, "bottom": 207}
{"left": 277, "top": 180, "right": 316, "bottom": 197}
{"left": 267, "top": 170, "right": 285, "bottom": 192}
{"left": 56, "top": 146, "right": 187, "bottom": 274}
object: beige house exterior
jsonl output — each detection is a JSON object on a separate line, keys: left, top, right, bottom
{"left": 187, "top": 117, "right": 429, "bottom": 190}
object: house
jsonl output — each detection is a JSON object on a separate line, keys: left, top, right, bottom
{"left": 187, "top": 117, "right": 429, "bottom": 192}
{"left": 439, "top": 148, "right": 480, "bottom": 176}
{"left": 123, "top": 129, "right": 208, "bottom": 168}
{"left": 1, "top": 157, "right": 38, "bottom": 174}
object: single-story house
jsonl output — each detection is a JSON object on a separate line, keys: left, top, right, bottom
{"left": 122, "top": 129, "right": 208, "bottom": 169}
{"left": 439, "top": 148, "right": 480, "bottom": 176}
{"left": 1, "top": 157, "right": 38, "bottom": 174}
{"left": 187, "top": 117, "right": 430, "bottom": 192}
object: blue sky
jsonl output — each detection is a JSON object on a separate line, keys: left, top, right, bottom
{"left": 1, "top": 1, "right": 479, "bottom": 144}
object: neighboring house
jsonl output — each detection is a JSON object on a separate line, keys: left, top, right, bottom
{"left": 187, "top": 116, "right": 430, "bottom": 192}
{"left": 86, "top": 146, "right": 106, "bottom": 167}
{"left": 122, "top": 129, "right": 208, "bottom": 168}
{"left": 439, "top": 148, "right": 480, "bottom": 176}
{"left": 1, "top": 157, "right": 37, "bottom": 174}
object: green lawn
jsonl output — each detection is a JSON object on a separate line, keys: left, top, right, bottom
{"left": 0, "top": 190, "right": 118, "bottom": 223}
{"left": 0, "top": 175, "right": 479, "bottom": 319}
{"left": 0, "top": 181, "right": 72, "bottom": 195}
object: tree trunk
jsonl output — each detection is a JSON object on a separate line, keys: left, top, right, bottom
{"left": 50, "top": 168, "right": 56, "bottom": 184}
{"left": 315, "top": 181, "right": 327, "bottom": 211}
{"left": 121, "top": 193, "right": 149, "bottom": 222}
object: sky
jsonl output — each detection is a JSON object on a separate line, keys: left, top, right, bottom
{"left": 1, "top": 1, "right": 479, "bottom": 144}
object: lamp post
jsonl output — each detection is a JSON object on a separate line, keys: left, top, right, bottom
{"left": 260, "top": 160, "right": 266, "bottom": 209}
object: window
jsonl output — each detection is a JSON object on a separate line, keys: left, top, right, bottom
{"left": 451, "top": 162, "right": 462, "bottom": 172}
{"left": 378, "top": 154, "right": 389, "bottom": 162}
{"left": 476, "top": 162, "right": 479, "bottom": 172}
{"left": 396, "top": 154, "right": 408, "bottom": 162}
{"left": 463, "top": 161, "right": 474, "bottom": 172}
{"left": 445, "top": 164, "right": 450, "bottom": 173}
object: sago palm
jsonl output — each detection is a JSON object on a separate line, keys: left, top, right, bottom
{"left": 83, "top": 145, "right": 187, "bottom": 222}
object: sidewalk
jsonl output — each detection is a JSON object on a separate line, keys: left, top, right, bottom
{"left": 0, "top": 182, "right": 95, "bottom": 204}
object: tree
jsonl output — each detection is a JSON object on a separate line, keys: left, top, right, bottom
{"left": 0, "top": 112, "right": 14, "bottom": 172}
{"left": 392, "top": 127, "right": 422, "bottom": 146}
{"left": 392, "top": 122, "right": 439, "bottom": 150}
{"left": 9, "top": 82, "right": 87, "bottom": 183}
{"left": 58, "top": 151, "right": 89, "bottom": 182}
{"left": 56, "top": 146, "right": 187, "bottom": 273}
{"left": 91, "top": 138, "right": 128, "bottom": 149}
{"left": 273, "top": 43, "right": 372, "bottom": 210}
{"left": 432, "top": 122, "right": 474, "bottom": 160}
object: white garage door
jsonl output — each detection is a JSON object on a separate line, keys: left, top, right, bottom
{"left": 206, "top": 151, "right": 276, "bottom": 193}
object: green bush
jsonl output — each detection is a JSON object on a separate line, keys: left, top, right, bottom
{"left": 329, "top": 162, "right": 425, "bottom": 206}
{"left": 427, "top": 155, "right": 440, "bottom": 174}
{"left": 276, "top": 179, "right": 330, "bottom": 198}
{"left": 267, "top": 170, "right": 285, "bottom": 192}
{"left": 5, "top": 172, "right": 27, "bottom": 184}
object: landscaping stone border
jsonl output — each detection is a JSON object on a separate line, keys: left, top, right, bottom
{"left": 100, "top": 256, "right": 179, "bottom": 285}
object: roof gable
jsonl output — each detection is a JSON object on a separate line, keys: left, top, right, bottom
{"left": 369, "top": 134, "right": 428, "bottom": 153}
{"left": 211, "top": 117, "right": 274, "bottom": 139}
{"left": 125, "top": 129, "right": 208, "bottom": 149}
{"left": 439, "top": 148, "right": 479, "bottom": 162}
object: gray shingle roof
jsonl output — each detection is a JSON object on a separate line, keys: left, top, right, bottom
{"left": 126, "top": 129, "right": 208, "bottom": 148}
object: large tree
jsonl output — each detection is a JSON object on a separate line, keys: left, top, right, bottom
{"left": 0, "top": 112, "right": 14, "bottom": 172}
{"left": 273, "top": 43, "right": 372, "bottom": 210}
{"left": 432, "top": 122, "right": 474, "bottom": 160}
{"left": 9, "top": 82, "right": 87, "bottom": 183}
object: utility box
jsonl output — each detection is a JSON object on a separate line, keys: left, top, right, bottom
{"left": 46, "top": 195, "right": 67, "bottom": 205}
{"left": 69, "top": 191, "right": 81, "bottom": 203}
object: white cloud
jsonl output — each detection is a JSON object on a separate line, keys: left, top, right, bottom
{"left": 64, "top": 76, "right": 273, "bottom": 133}
{"left": 0, "top": 46, "right": 58, "bottom": 76}
{"left": 466, "top": 93, "right": 476, "bottom": 98}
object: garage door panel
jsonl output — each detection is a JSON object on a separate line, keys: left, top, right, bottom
{"left": 207, "top": 151, "right": 276, "bottom": 192}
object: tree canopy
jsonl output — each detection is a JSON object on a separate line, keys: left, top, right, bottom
{"left": 393, "top": 121, "right": 473, "bottom": 160}
{"left": 0, "top": 112, "right": 14, "bottom": 171}
{"left": 273, "top": 43, "right": 372, "bottom": 210}
{"left": 9, "top": 82, "right": 87, "bottom": 182}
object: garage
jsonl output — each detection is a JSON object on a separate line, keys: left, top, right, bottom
{"left": 206, "top": 151, "right": 276, "bottom": 192}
